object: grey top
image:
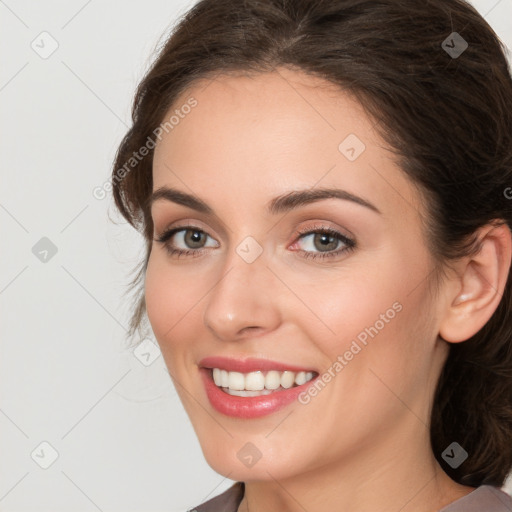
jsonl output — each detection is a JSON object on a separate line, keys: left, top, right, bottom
{"left": 190, "top": 482, "right": 512, "bottom": 511}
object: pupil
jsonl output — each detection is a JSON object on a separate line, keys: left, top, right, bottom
{"left": 187, "top": 230, "right": 204, "bottom": 247}
{"left": 315, "top": 233, "right": 337, "bottom": 251}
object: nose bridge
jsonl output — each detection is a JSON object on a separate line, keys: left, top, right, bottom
{"left": 203, "top": 237, "right": 281, "bottom": 340}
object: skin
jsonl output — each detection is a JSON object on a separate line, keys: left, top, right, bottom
{"left": 145, "top": 67, "right": 511, "bottom": 512}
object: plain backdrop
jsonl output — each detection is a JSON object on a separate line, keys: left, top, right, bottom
{"left": 1, "top": 1, "right": 511, "bottom": 511}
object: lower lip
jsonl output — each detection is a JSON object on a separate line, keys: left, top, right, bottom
{"left": 200, "top": 368, "right": 317, "bottom": 419}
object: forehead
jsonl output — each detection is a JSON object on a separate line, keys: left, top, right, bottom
{"left": 155, "top": 68, "right": 370, "bottom": 156}
{"left": 151, "top": 68, "right": 423, "bottom": 220}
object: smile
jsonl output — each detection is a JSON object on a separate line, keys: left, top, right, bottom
{"left": 212, "top": 368, "right": 316, "bottom": 396}
{"left": 198, "top": 357, "right": 320, "bottom": 418}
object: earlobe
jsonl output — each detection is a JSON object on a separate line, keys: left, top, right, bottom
{"left": 439, "top": 222, "right": 512, "bottom": 343}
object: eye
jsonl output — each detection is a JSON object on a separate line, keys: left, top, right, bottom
{"left": 290, "top": 225, "right": 356, "bottom": 260}
{"left": 154, "top": 223, "right": 356, "bottom": 261}
{"left": 154, "top": 226, "right": 219, "bottom": 258}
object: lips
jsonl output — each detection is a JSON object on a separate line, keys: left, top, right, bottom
{"left": 199, "top": 356, "right": 317, "bottom": 373}
{"left": 198, "top": 356, "right": 320, "bottom": 418}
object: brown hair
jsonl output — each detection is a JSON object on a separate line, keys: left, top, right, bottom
{"left": 111, "top": 0, "right": 512, "bottom": 488}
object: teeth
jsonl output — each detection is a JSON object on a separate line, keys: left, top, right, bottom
{"left": 281, "top": 371, "right": 295, "bottom": 389}
{"left": 225, "top": 388, "right": 275, "bottom": 397}
{"left": 211, "top": 368, "right": 316, "bottom": 393}
{"left": 245, "top": 371, "right": 265, "bottom": 391}
{"left": 229, "top": 371, "right": 245, "bottom": 390}
{"left": 295, "top": 371, "right": 307, "bottom": 385}
{"left": 265, "top": 370, "right": 281, "bottom": 390}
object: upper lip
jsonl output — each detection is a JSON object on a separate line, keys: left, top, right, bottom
{"left": 199, "top": 356, "right": 318, "bottom": 374}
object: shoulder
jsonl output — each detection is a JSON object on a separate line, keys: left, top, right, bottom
{"left": 188, "top": 482, "right": 245, "bottom": 512}
{"left": 440, "top": 485, "right": 512, "bottom": 512}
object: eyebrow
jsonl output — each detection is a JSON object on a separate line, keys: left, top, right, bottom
{"left": 149, "top": 186, "right": 381, "bottom": 215}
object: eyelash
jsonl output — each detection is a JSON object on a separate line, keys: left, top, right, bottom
{"left": 153, "top": 224, "right": 356, "bottom": 261}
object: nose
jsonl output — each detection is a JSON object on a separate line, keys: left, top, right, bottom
{"left": 203, "top": 243, "right": 282, "bottom": 341}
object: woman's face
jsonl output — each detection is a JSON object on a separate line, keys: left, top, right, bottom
{"left": 146, "top": 68, "right": 450, "bottom": 482}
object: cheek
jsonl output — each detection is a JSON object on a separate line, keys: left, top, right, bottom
{"left": 293, "top": 274, "right": 435, "bottom": 429}
{"left": 285, "top": 263, "right": 399, "bottom": 337}
{"left": 292, "top": 256, "right": 432, "bottom": 374}
{"left": 309, "top": 286, "right": 405, "bottom": 373}
{"left": 144, "top": 256, "right": 204, "bottom": 359}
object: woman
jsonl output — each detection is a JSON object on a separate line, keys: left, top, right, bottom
{"left": 111, "top": 0, "right": 512, "bottom": 510}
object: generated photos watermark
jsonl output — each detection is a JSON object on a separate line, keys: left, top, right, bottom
{"left": 298, "top": 301, "right": 403, "bottom": 404}
{"left": 92, "top": 96, "right": 198, "bottom": 200}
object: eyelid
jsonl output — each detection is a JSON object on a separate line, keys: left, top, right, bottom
{"left": 154, "top": 224, "right": 219, "bottom": 246}
{"left": 292, "top": 221, "right": 355, "bottom": 242}
{"left": 152, "top": 208, "right": 230, "bottom": 239}
{"left": 154, "top": 219, "right": 217, "bottom": 239}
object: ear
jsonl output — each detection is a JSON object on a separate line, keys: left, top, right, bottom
{"left": 439, "top": 222, "right": 512, "bottom": 343}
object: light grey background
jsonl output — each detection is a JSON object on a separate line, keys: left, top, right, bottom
{"left": 1, "top": 1, "right": 511, "bottom": 511}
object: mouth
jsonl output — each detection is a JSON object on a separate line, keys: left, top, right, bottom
{"left": 210, "top": 368, "right": 317, "bottom": 397}
{"left": 198, "top": 356, "right": 320, "bottom": 418}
